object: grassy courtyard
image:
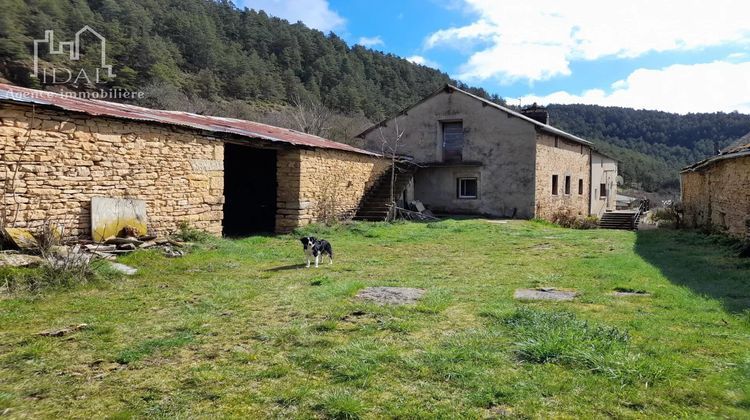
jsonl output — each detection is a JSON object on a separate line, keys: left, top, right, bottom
{"left": 1, "top": 219, "right": 749, "bottom": 418}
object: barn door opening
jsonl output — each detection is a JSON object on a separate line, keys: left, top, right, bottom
{"left": 223, "top": 144, "right": 277, "bottom": 236}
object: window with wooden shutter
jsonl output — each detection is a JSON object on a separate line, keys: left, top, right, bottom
{"left": 442, "top": 121, "right": 463, "bottom": 162}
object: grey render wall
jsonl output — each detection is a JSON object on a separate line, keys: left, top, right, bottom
{"left": 360, "top": 90, "right": 537, "bottom": 218}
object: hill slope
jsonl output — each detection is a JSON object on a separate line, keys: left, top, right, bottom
{"left": 547, "top": 105, "right": 750, "bottom": 190}
{"left": 0, "top": 0, "right": 497, "bottom": 121}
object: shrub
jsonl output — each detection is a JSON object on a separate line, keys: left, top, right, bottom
{"left": 1, "top": 257, "right": 105, "bottom": 294}
{"left": 1, "top": 216, "right": 115, "bottom": 294}
{"left": 173, "top": 222, "right": 212, "bottom": 242}
{"left": 649, "top": 207, "right": 679, "bottom": 223}
{"left": 550, "top": 208, "right": 598, "bottom": 229}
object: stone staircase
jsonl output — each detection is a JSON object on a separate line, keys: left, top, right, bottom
{"left": 354, "top": 162, "right": 418, "bottom": 221}
{"left": 599, "top": 211, "right": 639, "bottom": 230}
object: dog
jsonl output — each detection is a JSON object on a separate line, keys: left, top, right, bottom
{"left": 300, "top": 236, "right": 334, "bottom": 268}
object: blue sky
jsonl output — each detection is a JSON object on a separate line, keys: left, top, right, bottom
{"left": 238, "top": 0, "right": 750, "bottom": 113}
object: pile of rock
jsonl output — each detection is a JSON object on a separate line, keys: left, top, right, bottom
{"left": 0, "top": 226, "right": 187, "bottom": 270}
{"left": 83, "top": 235, "right": 187, "bottom": 260}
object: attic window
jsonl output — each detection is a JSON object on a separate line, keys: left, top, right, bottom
{"left": 442, "top": 121, "right": 464, "bottom": 162}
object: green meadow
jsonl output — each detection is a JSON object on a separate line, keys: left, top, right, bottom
{"left": 1, "top": 219, "right": 748, "bottom": 418}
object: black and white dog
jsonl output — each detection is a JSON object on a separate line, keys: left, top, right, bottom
{"left": 300, "top": 236, "right": 334, "bottom": 268}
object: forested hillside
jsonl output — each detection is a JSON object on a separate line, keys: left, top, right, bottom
{"left": 0, "top": 0, "right": 497, "bottom": 121}
{"left": 1, "top": 0, "right": 749, "bottom": 192}
{"left": 547, "top": 105, "right": 750, "bottom": 190}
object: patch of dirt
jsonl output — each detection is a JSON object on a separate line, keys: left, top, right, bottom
{"left": 514, "top": 288, "right": 577, "bottom": 301}
{"left": 38, "top": 323, "right": 89, "bottom": 337}
{"left": 355, "top": 287, "right": 426, "bottom": 305}
{"left": 340, "top": 310, "right": 368, "bottom": 322}
{"left": 486, "top": 404, "right": 514, "bottom": 417}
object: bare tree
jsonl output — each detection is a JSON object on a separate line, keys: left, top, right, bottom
{"left": 2, "top": 104, "right": 36, "bottom": 229}
{"left": 287, "top": 95, "right": 333, "bottom": 137}
{"left": 378, "top": 117, "right": 405, "bottom": 220}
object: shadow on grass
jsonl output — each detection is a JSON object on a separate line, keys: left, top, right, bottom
{"left": 634, "top": 229, "right": 750, "bottom": 313}
{"left": 264, "top": 263, "right": 307, "bottom": 272}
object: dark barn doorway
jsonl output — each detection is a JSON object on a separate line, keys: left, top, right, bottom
{"left": 223, "top": 144, "right": 277, "bottom": 236}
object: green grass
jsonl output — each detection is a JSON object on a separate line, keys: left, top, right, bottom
{"left": 0, "top": 219, "right": 749, "bottom": 418}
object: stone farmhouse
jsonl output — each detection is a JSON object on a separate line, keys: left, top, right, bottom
{"left": 681, "top": 132, "right": 750, "bottom": 238}
{"left": 356, "top": 85, "right": 618, "bottom": 220}
{"left": 0, "top": 84, "right": 389, "bottom": 238}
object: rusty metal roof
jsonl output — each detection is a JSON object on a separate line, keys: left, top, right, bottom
{"left": 0, "top": 83, "right": 379, "bottom": 156}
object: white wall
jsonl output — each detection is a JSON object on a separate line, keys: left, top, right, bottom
{"left": 590, "top": 152, "right": 618, "bottom": 216}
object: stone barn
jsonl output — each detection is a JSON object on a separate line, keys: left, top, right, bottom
{"left": 0, "top": 84, "right": 388, "bottom": 238}
{"left": 355, "top": 85, "right": 614, "bottom": 220}
{"left": 681, "top": 133, "right": 750, "bottom": 238}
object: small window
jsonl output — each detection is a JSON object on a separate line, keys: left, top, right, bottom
{"left": 564, "top": 176, "right": 571, "bottom": 195}
{"left": 578, "top": 179, "right": 584, "bottom": 195}
{"left": 600, "top": 183, "right": 607, "bottom": 198}
{"left": 554, "top": 137, "right": 559, "bottom": 148}
{"left": 457, "top": 177, "right": 478, "bottom": 199}
{"left": 551, "top": 175, "right": 558, "bottom": 195}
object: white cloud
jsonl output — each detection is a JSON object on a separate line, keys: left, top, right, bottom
{"left": 241, "top": 0, "right": 345, "bottom": 32}
{"left": 406, "top": 55, "right": 439, "bottom": 68}
{"left": 357, "top": 36, "right": 384, "bottom": 48}
{"left": 509, "top": 61, "right": 750, "bottom": 114}
{"left": 426, "top": 0, "right": 750, "bottom": 83}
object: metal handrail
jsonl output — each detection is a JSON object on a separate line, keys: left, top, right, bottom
{"left": 632, "top": 199, "right": 650, "bottom": 229}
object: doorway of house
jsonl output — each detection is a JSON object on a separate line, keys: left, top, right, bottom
{"left": 222, "top": 144, "right": 277, "bottom": 236}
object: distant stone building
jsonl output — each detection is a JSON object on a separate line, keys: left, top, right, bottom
{"left": 681, "top": 133, "right": 750, "bottom": 238}
{"left": 356, "top": 85, "right": 617, "bottom": 220}
{"left": 0, "top": 84, "right": 388, "bottom": 237}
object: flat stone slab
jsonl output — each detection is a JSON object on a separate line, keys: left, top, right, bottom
{"left": 514, "top": 288, "right": 577, "bottom": 301}
{"left": 3, "top": 228, "right": 39, "bottom": 250}
{"left": 109, "top": 262, "right": 138, "bottom": 276}
{"left": 355, "top": 287, "right": 425, "bottom": 305}
{"left": 91, "top": 197, "right": 148, "bottom": 242}
{"left": 0, "top": 253, "right": 44, "bottom": 268}
{"left": 612, "top": 291, "right": 651, "bottom": 297}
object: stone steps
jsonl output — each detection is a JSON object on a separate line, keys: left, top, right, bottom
{"left": 353, "top": 162, "right": 417, "bottom": 221}
{"left": 599, "top": 212, "right": 638, "bottom": 230}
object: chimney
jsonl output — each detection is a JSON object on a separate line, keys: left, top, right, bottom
{"left": 521, "top": 102, "right": 549, "bottom": 125}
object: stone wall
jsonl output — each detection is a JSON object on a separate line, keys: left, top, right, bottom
{"left": 0, "top": 103, "right": 224, "bottom": 237}
{"left": 681, "top": 156, "right": 750, "bottom": 238}
{"left": 534, "top": 132, "right": 591, "bottom": 220}
{"left": 275, "top": 148, "right": 388, "bottom": 232}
